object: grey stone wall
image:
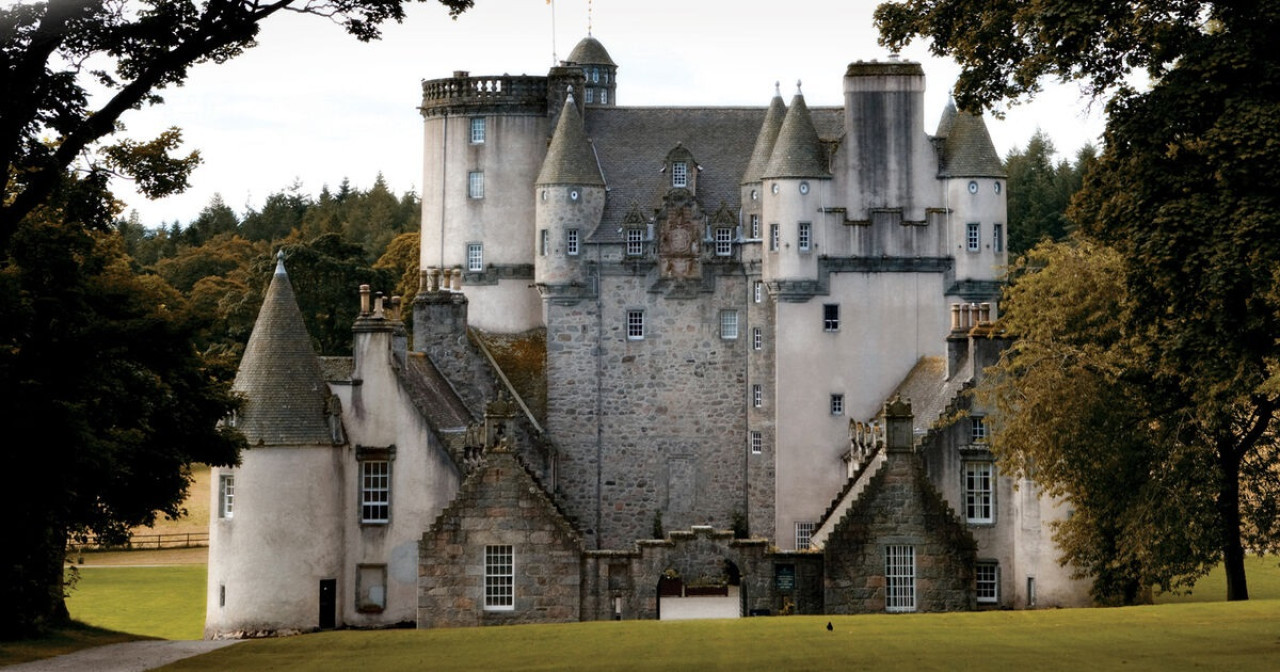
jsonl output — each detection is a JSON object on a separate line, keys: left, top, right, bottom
{"left": 545, "top": 265, "right": 752, "bottom": 549}
{"left": 823, "top": 451, "right": 976, "bottom": 613}
{"left": 417, "top": 447, "right": 583, "bottom": 627}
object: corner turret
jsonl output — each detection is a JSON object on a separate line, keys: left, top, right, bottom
{"left": 762, "top": 83, "right": 829, "bottom": 286}
{"left": 564, "top": 36, "right": 617, "bottom": 106}
{"left": 534, "top": 92, "right": 605, "bottom": 300}
{"left": 936, "top": 106, "right": 1007, "bottom": 295}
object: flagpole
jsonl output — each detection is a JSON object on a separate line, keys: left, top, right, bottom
{"left": 550, "top": 0, "right": 557, "bottom": 65}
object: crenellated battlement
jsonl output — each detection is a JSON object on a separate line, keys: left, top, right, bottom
{"left": 420, "top": 72, "right": 549, "bottom": 117}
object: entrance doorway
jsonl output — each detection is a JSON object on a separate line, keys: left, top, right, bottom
{"left": 319, "top": 579, "right": 337, "bottom": 629}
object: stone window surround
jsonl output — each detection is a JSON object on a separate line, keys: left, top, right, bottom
{"left": 356, "top": 563, "right": 388, "bottom": 613}
{"left": 357, "top": 445, "right": 395, "bottom": 525}
{"left": 964, "top": 460, "right": 994, "bottom": 525}
{"left": 671, "top": 161, "right": 688, "bottom": 188}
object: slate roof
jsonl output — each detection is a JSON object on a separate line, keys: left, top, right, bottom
{"left": 565, "top": 36, "right": 616, "bottom": 66}
{"left": 537, "top": 95, "right": 605, "bottom": 186}
{"left": 741, "top": 92, "right": 787, "bottom": 185}
{"left": 763, "top": 92, "right": 827, "bottom": 179}
{"left": 583, "top": 105, "right": 843, "bottom": 242}
{"left": 889, "top": 356, "right": 969, "bottom": 436}
{"left": 399, "top": 353, "right": 475, "bottom": 433}
{"left": 231, "top": 254, "right": 335, "bottom": 446}
{"left": 938, "top": 108, "right": 1005, "bottom": 178}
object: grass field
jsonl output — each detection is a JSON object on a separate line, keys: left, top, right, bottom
{"left": 65, "top": 564, "right": 207, "bottom": 641}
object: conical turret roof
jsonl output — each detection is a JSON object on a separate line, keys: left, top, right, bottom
{"left": 566, "top": 36, "right": 615, "bottom": 66}
{"left": 741, "top": 86, "right": 787, "bottom": 185}
{"left": 231, "top": 252, "right": 335, "bottom": 446}
{"left": 935, "top": 99, "right": 958, "bottom": 138}
{"left": 762, "top": 86, "right": 826, "bottom": 179}
{"left": 536, "top": 94, "right": 606, "bottom": 186}
{"left": 938, "top": 109, "right": 1005, "bottom": 178}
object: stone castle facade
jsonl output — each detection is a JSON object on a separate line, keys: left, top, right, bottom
{"left": 205, "top": 35, "right": 1090, "bottom": 638}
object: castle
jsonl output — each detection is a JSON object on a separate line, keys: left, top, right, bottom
{"left": 205, "top": 35, "right": 1089, "bottom": 637}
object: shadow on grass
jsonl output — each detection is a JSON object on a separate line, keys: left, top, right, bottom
{"left": 0, "top": 621, "right": 152, "bottom": 667}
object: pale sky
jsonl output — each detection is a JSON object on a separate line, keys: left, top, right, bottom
{"left": 112, "top": 0, "right": 1108, "bottom": 227}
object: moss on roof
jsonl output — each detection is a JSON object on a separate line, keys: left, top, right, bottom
{"left": 763, "top": 93, "right": 827, "bottom": 179}
{"left": 742, "top": 92, "right": 787, "bottom": 184}
{"left": 537, "top": 96, "right": 605, "bottom": 186}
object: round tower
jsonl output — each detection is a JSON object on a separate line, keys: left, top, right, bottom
{"left": 534, "top": 91, "right": 605, "bottom": 299}
{"left": 419, "top": 72, "right": 550, "bottom": 333}
{"left": 206, "top": 253, "right": 346, "bottom": 638}
{"left": 935, "top": 103, "right": 1008, "bottom": 296}
{"left": 761, "top": 83, "right": 831, "bottom": 286}
{"left": 740, "top": 83, "right": 787, "bottom": 249}
{"left": 564, "top": 35, "right": 617, "bottom": 106}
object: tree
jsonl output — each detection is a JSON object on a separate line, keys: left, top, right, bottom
{"left": 0, "top": 174, "right": 246, "bottom": 637}
{"left": 1003, "top": 130, "right": 1094, "bottom": 256}
{"left": 878, "top": 0, "right": 1280, "bottom": 600}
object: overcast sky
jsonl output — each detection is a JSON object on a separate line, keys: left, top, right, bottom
{"left": 112, "top": 0, "right": 1108, "bottom": 227}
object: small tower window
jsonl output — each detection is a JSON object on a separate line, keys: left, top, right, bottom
{"left": 754, "top": 281, "right": 763, "bottom": 303}
{"left": 600, "top": 89, "right": 608, "bottom": 105}
{"left": 798, "top": 222, "right": 812, "bottom": 252}
{"left": 750, "top": 214, "right": 760, "bottom": 238}
{"left": 671, "top": 161, "right": 688, "bottom": 189}
{"left": 967, "top": 222, "right": 980, "bottom": 251}
{"left": 567, "top": 229, "right": 580, "bottom": 256}
{"left": 469, "top": 117, "right": 486, "bottom": 144}
{"left": 993, "top": 224, "right": 1004, "bottom": 252}
{"left": 769, "top": 224, "right": 779, "bottom": 252}
{"left": 585, "top": 88, "right": 594, "bottom": 104}
{"left": 539, "top": 229, "right": 549, "bottom": 256}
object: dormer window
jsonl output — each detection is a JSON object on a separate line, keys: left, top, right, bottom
{"left": 672, "top": 161, "right": 688, "bottom": 188}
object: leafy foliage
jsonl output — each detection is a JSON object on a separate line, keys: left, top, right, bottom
{"left": 1002, "top": 131, "right": 1095, "bottom": 255}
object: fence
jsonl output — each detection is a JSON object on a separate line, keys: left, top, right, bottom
{"left": 71, "top": 531, "right": 209, "bottom": 552}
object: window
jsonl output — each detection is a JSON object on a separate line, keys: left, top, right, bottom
{"left": 600, "top": 89, "right": 608, "bottom": 105}
{"left": 539, "top": 229, "right": 549, "bottom": 256}
{"left": 830, "top": 394, "right": 844, "bottom": 416}
{"left": 754, "top": 281, "right": 763, "bottom": 303}
{"left": 966, "top": 222, "right": 980, "bottom": 251}
{"left": 468, "top": 171, "right": 484, "bottom": 199}
{"left": 976, "top": 562, "right": 999, "bottom": 604}
{"left": 484, "top": 545, "right": 514, "bottom": 610}
{"left": 750, "top": 214, "right": 760, "bottom": 239}
{"left": 752, "top": 327, "right": 762, "bottom": 351}
{"left": 672, "top": 161, "right": 688, "bottom": 188}
{"left": 567, "top": 228, "right": 580, "bottom": 256}
{"left": 885, "top": 545, "right": 916, "bottom": 612}
{"left": 769, "top": 224, "right": 779, "bottom": 251}
{"left": 1027, "top": 577, "right": 1037, "bottom": 607}
{"left": 964, "top": 461, "right": 994, "bottom": 524}
{"left": 823, "top": 304, "right": 840, "bottom": 332}
{"left": 361, "top": 460, "right": 390, "bottom": 523}
{"left": 715, "top": 227, "right": 733, "bottom": 256}
{"left": 627, "top": 309, "right": 645, "bottom": 340}
{"left": 626, "top": 228, "right": 645, "bottom": 257}
{"left": 467, "top": 243, "right": 484, "bottom": 272}
{"left": 970, "top": 415, "right": 988, "bottom": 443}
{"left": 218, "top": 474, "right": 234, "bottom": 519}
{"left": 357, "top": 564, "right": 388, "bottom": 612}
{"left": 469, "top": 117, "right": 486, "bottom": 144}
{"left": 720, "top": 310, "right": 739, "bottom": 339}
{"left": 993, "top": 223, "right": 1004, "bottom": 252}
{"left": 798, "top": 222, "right": 812, "bottom": 251}
{"left": 795, "top": 522, "right": 816, "bottom": 550}
{"left": 752, "top": 384, "right": 762, "bottom": 408}
{"left": 591, "top": 67, "right": 600, "bottom": 83}
{"left": 750, "top": 431, "right": 762, "bottom": 454}
{"left": 585, "top": 87, "right": 594, "bottom": 104}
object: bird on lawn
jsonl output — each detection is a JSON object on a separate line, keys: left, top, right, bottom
{"left": 827, "top": 621, "right": 833, "bottom": 631}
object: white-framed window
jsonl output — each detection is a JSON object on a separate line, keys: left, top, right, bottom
{"left": 752, "top": 384, "right": 762, "bottom": 408}
{"left": 539, "top": 229, "right": 549, "bottom": 256}
{"left": 795, "top": 522, "right": 815, "bottom": 550}
{"left": 769, "top": 223, "right": 779, "bottom": 251}
{"left": 357, "top": 564, "right": 388, "bottom": 612}
{"left": 750, "top": 214, "right": 760, "bottom": 239}
{"left": 752, "top": 327, "right": 762, "bottom": 351}
{"left": 361, "top": 460, "right": 390, "bottom": 524}
{"left": 627, "top": 309, "right": 644, "bottom": 340}
{"left": 967, "top": 222, "right": 980, "bottom": 251}
{"left": 469, "top": 117, "right": 486, "bottom": 144}
{"left": 484, "top": 545, "right": 514, "bottom": 610}
{"left": 750, "top": 431, "right": 762, "bottom": 455}
{"left": 823, "top": 304, "right": 840, "bottom": 332}
{"left": 715, "top": 227, "right": 733, "bottom": 256}
{"left": 976, "top": 561, "right": 999, "bottom": 604}
{"left": 798, "top": 222, "right": 812, "bottom": 251}
{"left": 672, "top": 161, "right": 688, "bottom": 188}
{"left": 830, "top": 393, "right": 844, "bottom": 416}
{"left": 965, "top": 461, "right": 994, "bottom": 524}
{"left": 754, "top": 281, "right": 764, "bottom": 303}
{"left": 585, "top": 87, "right": 594, "bottom": 104}
{"left": 720, "top": 310, "right": 739, "bottom": 339}
{"left": 626, "top": 228, "right": 645, "bottom": 257}
{"left": 466, "top": 243, "right": 484, "bottom": 272}
{"left": 218, "top": 474, "right": 234, "bottom": 519}
{"left": 567, "top": 228, "right": 580, "bottom": 256}
{"left": 885, "top": 545, "right": 916, "bottom": 612}
{"left": 971, "top": 415, "right": 988, "bottom": 443}
{"left": 468, "top": 171, "right": 484, "bottom": 199}
{"left": 600, "top": 89, "right": 608, "bottom": 105}
{"left": 993, "top": 223, "right": 1004, "bottom": 252}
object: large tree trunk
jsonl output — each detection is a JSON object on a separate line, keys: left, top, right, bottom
{"left": 1218, "top": 448, "right": 1249, "bottom": 601}
{"left": 0, "top": 514, "right": 71, "bottom": 640}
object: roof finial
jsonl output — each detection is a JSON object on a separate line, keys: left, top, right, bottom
{"left": 274, "top": 249, "right": 286, "bottom": 276}
{"left": 587, "top": 0, "right": 592, "bottom": 36}
{"left": 774, "top": 80, "right": 781, "bottom": 97}
{"left": 796, "top": 79, "right": 803, "bottom": 96}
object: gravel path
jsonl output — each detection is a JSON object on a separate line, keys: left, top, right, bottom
{"left": 3, "top": 640, "right": 239, "bottom": 672}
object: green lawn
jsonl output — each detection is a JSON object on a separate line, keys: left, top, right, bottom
{"left": 65, "top": 564, "right": 207, "bottom": 640}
